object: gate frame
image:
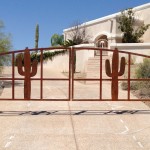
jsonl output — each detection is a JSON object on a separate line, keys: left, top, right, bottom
{"left": 0, "top": 47, "right": 150, "bottom": 101}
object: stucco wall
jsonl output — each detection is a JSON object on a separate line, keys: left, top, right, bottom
{"left": 110, "top": 43, "right": 150, "bottom": 63}
{"left": 135, "top": 7, "right": 150, "bottom": 42}
{"left": 43, "top": 44, "right": 95, "bottom": 73}
{"left": 43, "top": 52, "right": 69, "bottom": 72}
{"left": 85, "top": 19, "right": 116, "bottom": 42}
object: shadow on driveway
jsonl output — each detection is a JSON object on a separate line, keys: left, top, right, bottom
{"left": 0, "top": 110, "right": 150, "bottom": 116}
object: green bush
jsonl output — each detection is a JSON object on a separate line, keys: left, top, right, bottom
{"left": 135, "top": 58, "right": 150, "bottom": 78}
{"left": 117, "top": 8, "right": 150, "bottom": 43}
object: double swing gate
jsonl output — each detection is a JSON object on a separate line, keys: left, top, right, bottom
{"left": 0, "top": 47, "right": 150, "bottom": 101}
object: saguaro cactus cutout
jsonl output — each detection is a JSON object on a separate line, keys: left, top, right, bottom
{"left": 17, "top": 48, "right": 38, "bottom": 99}
{"left": 105, "top": 48, "right": 125, "bottom": 100}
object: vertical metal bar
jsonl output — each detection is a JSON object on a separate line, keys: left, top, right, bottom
{"left": 100, "top": 49, "right": 102, "bottom": 100}
{"left": 68, "top": 48, "right": 71, "bottom": 100}
{"left": 12, "top": 52, "right": 15, "bottom": 99}
{"left": 71, "top": 47, "right": 74, "bottom": 101}
{"left": 40, "top": 49, "right": 43, "bottom": 99}
{"left": 128, "top": 54, "right": 131, "bottom": 100}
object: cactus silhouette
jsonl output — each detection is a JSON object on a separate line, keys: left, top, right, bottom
{"left": 17, "top": 48, "right": 38, "bottom": 99}
{"left": 105, "top": 48, "right": 125, "bottom": 100}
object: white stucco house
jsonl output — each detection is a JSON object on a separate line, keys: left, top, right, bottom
{"left": 44, "top": 3, "right": 150, "bottom": 73}
{"left": 63, "top": 3, "right": 150, "bottom": 49}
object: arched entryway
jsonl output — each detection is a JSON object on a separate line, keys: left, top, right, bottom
{"left": 95, "top": 35, "right": 108, "bottom": 48}
{"left": 95, "top": 35, "right": 108, "bottom": 55}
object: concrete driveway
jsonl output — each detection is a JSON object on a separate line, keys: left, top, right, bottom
{"left": 0, "top": 101, "right": 150, "bottom": 150}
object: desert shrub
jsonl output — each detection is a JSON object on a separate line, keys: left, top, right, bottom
{"left": 138, "top": 81, "right": 150, "bottom": 97}
{"left": 138, "top": 81, "right": 150, "bottom": 89}
{"left": 139, "top": 88, "right": 150, "bottom": 97}
{"left": 121, "top": 58, "right": 150, "bottom": 98}
{"left": 131, "top": 82, "right": 139, "bottom": 90}
{"left": 135, "top": 58, "right": 150, "bottom": 78}
{"left": 121, "top": 82, "right": 128, "bottom": 90}
{"left": 121, "top": 81, "right": 139, "bottom": 90}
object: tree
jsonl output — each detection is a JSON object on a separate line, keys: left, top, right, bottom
{"left": 51, "top": 34, "right": 64, "bottom": 46}
{"left": 0, "top": 20, "right": 12, "bottom": 73}
{"left": 118, "top": 8, "right": 150, "bottom": 43}
{"left": 35, "top": 24, "right": 39, "bottom": 48}
{"left": 50, "top": 21, "right": 90, "bottom": 72}
{"left": 68, "top": 21, "right": 90, "bottom": 44}
{"left": 0, "top": 21, "right": 11, "bottom": 52}
{"left": 51, "top": 33, "right": 75, "bottom": 47}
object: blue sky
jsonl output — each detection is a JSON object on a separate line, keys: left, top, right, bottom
{"left": 0, "top": 0, "right": 150, "bottom": 50}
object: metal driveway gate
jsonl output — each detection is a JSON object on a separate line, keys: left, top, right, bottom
{"left": 0, "top": 47, "right": 150, "bottom": 101}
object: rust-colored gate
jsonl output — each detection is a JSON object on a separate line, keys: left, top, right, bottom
{"left": 0, "top": 47, "right": 149, "bottom": 101}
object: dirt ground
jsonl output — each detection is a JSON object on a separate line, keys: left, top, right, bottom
{"left": 143, "top": 101, "right": 150, "bottom": 107}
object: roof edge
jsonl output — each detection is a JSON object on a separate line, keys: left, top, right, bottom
{"left": 63, "top": 3, "right": 150, "bottom": 32}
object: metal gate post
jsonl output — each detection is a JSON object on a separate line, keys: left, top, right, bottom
{"left": 69, "top": 46, "right": 74, "bottom": 101}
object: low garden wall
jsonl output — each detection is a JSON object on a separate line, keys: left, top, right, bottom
{"left": 43, "top": 44, "right": 94, "bottom": 73}
{"left": 110, "top": 43, "right": 150, "bottom": 63}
